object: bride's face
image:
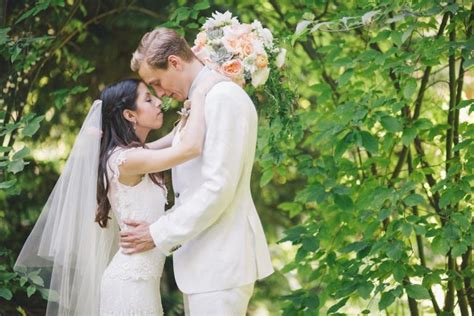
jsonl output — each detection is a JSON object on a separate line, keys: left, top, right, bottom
{"left": 132, "top": 82, "right": 164, "bottom": 131}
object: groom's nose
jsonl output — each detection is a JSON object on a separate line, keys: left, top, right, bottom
{"left": 152, "top": 86, "right": 166, "bottom": 98}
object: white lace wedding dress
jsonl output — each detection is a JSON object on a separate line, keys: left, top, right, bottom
{"left": 100, "top": 147, "right": 167, "bottom": 315}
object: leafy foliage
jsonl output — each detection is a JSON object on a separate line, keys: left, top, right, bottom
{"left": 1, "top": 0, "right": 473, "bottom": 315}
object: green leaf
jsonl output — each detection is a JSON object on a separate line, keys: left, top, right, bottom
{"left": 338, "top": 69, "right": 353, "bottom": 86}
{"left": 360, "top": 131, "right": 378, "bottom": 154}
{"left": 30, "top": 275, "right": 44, "bottom": 287}
{"left": 400, "top": 222, "right": 412, "bottom": 237}
{"left": 0, "top": 27, "right": 10, "bottom": 46}
{"left": 405, "top": 284, "right": 430, "bottom": 300}
{"left": 193, "top": 0, "right": 210, "bottom": 10}
{"left": 357, "top": 282, "right": 374, "bottom": 299}
{"left": 0, "top": 146, "right": 12, "bottom": 153}
{"left": 260, "top": 169, "right": 274, "bottom": 187}
{"left": 401, "top": 127, "right": 417, "bottom": 145}
{"left": 464, "top": 57, "right": 474, "bottom": 70}
{"left": 452, "top": 242, "right": 468, "bottom": 257}
{"left": 403, "top": 79, "right": 417, "bottom": 100}
{"left": 378, "top": 208, "right": 392, "bottom": 221}
{"left": 278, "top": 202, "right": 303, "bottom": 218}
{"left": 302, "top": 236, "right": 319, "bottom": 252}
{"left": 393, "top": 264, "right": 406, "bottom": 283}
{"left": 0, "top": 179, "right": 16, "bottom": 189}
{"left": 0, "top": 272, "right": 16, "bottom": 281}
{"left": 27, "top": 285, "right": 36, "bottom": 298}
{"left": 387, "top": 242, "right": 403, "bottom": 261}
{"left": 20, "top": 276, "right": 28, "bottom": 286}
{"left": 22, "top": 115, "right": 45, "bottom": 137}
{"left": 380, "top": 116, "right": 402, "bottom": 133}
{"left": 391, "top": 31, "right": 403, "bottom": 47}
{"left": 7, "top": 159, "right": 25, "bottom": 174}
{"left": 13, "top": 146, "right": 30, "bottom": 159}
{"left": 304, "top": 294, "right": 320, "bottom": 309}
{"left": 341, "top": 241, "right": 368, "bottom": 253}
{"left": 379, "top": 291, "right": 396, "bottom": 310}
{"left": 334, "top": 193, "right": 354, "bottom": 211}
{"left": 404, "top": 193, "right": 424, "bottom": 206}
{"left": 0, "top": 288, "right": 13, "bottom": 300}
{"left": 327, "top": 297, "right": 349, "bottom": 313}
{"left": 413, "top": 118, "right": 433, "bottom": 130}
{"left": 432, "top": 235, "right": 449, "bottom": 255}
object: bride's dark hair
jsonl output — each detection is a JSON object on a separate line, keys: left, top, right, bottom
{"left": 96, "top": 78, "right": 165, "bottom": 228}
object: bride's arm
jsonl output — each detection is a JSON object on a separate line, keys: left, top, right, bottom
{"left": 146, "top": 128, "right": 176, "bottom": 150}
{"left": 119, "top": 74, "right": 229, "bottom": 175}
{"left": 120, "top": 91, "right": 206, "bottom": 175}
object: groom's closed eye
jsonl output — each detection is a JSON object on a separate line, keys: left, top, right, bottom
{"left": 146, "top": 85, "right": 158, "bottom": 97}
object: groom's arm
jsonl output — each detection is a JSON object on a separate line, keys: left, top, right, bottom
{"left": 149, "top": 82, "right": 249, "bottom": 255}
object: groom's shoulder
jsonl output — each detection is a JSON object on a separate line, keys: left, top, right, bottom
{"left": 207, "top": 81, "right": 247, "bottom": 100}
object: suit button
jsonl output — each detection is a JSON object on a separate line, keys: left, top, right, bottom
{"left": 175, "top": 192, "right": 180, "bottom": 198}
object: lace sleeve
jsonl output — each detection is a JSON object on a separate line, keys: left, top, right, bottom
{"left": 107, "top": 147, "right": 138, "bottom": 183}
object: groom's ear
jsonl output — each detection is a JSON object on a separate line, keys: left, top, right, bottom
{"left": 168, "top": 55, "right": 183, "bottom": 71}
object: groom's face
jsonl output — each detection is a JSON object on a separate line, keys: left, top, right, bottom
{"left": 138, "top": 57, "right": 187, "bottom": 102}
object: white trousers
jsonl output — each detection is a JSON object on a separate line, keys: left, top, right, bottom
{"left": 183, "top": 283, "right": 255, "bottom": 316}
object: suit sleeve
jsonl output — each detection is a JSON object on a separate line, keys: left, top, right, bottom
{"left": 149, "top": 84, "right": 249, "bottom": 256}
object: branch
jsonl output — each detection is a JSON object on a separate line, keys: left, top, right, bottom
{"left": 268, "top": 0, "right": 340, "bottom": 100}
{"left": 407, "top": 149, "right": 441, "bottom": 313}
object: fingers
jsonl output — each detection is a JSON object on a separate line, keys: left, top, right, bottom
{"left": 120, "top": 241, "right": 135, "bottom": 249}
{"left": 120, "top": 235, "right": 136, "bottom": 243}
{"left": 120, "top": 240, "right": 153, "bottom": 255}
{"left": 122, "top": 219, "right": 141, "bottom": 227}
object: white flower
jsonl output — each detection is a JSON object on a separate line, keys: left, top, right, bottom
{"left": 260, "top": 28, "right": 273, "bottom": 48}
{"left": 362, "top": 10, "right": 380, "bottom": 25}
{"left": 251, "top": 67, "right": 270, "bottom": 87}
{"left": 311, "top": 21, "right": 332, "bottom": 32}
{"left": 295, "top": 20, "right": 311, "bottom": 36}
{"left": 251, "top": 38, "right": 265, "bottom": 55}
{"left": 203, "top": 11, "right": 239, "bottom": 30}
{"left": 243, "top": 55, "right": 257, "bottom": 74}
{"left": 276, "top": 48, "right": 287, "bottom": 68}
{"left": 251, "top": 20, "right": 263, "bottom": 31}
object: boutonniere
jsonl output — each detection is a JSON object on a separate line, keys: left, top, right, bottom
{"left": 177, "top": 99, "right": 191, "bottom": 119}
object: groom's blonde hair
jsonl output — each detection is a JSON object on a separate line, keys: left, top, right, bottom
{"left": 131, "top": 28, "right": 195, "bottom": 71}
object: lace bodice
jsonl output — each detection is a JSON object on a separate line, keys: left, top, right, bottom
{"left": 104, "top": 147, "right": 167, "bottom": 281}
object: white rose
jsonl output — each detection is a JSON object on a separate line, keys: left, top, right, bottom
{"left": 251, "top": 67, "right": 270, "bottom": 87}
{"left": 276, "top": 48, "right": 287, "bottom": 68}
{"left": 261, "top": 28, "right": 273, "bottom": 48}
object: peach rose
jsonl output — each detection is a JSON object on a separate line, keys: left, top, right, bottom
{"left": 191, "top": 45, "right": 212, "bottom": 65}
{"left": 194, "top": 31, "right": 207, "bottom": 47}
{"left": 223, "top": 37, "right": 241, "bottom": 54}
{"left": 221, "top": 59, "right": 244, "bottom": 77}
{"left": 255, "top": 54, "right": 268, "bottom": 68}
{"left": 240, "top": 40, "right": 254, "bottom": 57}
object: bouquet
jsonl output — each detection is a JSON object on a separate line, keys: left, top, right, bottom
{"left": 191, "top": 11, "right": 287, "bottom": 88}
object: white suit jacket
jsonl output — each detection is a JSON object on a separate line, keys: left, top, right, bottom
{"left": 149, "top": 79, "right": 274, "bottom": 294}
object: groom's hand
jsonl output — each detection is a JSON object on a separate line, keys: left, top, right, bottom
{"left": 119, "top": 219, "right": 155, "bottom": 254}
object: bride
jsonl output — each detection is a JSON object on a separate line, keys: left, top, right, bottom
{"left": 14, "top": 73, "right": 227, "bottom": 315}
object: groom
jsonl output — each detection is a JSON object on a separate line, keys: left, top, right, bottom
{"left": 120, "top": 28, "right": 274, "bottom": 315}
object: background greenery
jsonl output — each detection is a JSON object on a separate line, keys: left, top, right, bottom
{"left": 0, "top": 0, "right": 473, "bottom": 315}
